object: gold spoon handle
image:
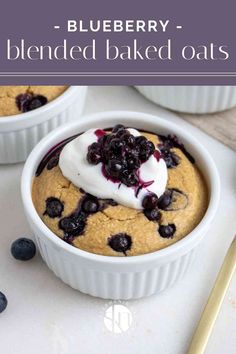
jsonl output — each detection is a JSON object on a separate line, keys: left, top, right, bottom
{"left": 187, "top": 236, "right": 236, "bottom": 354}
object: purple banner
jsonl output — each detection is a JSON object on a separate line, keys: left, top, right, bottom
{"left": 0, "top": 0, "right": 236, "bottom": 84}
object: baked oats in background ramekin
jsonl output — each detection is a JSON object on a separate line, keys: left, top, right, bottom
{"left": 0, "top": 86, "right": 87, "bottom": 164}
{"left": 136, "top": 86, "right": 236, "bottom": 113}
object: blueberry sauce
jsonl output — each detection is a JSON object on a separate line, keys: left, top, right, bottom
{"left": 135, "top": 173, "right": 154, "bottom": 198}
{"left": 136, "top": 170, "right": 154, "bottom": 189}
{"left": 158, "top": 134, "right": 195, "bottom": 165}
{"left": 35, "top": 135, "right": 78, "bottom": 176}
{"left": 95, "top": 129, "right": 106, "bottom": 138}
{"left": 154, "top": 150, "right": 161, "bottom": 161}
{"left": 101, "top": 164, "right": 120, "bottom": 184}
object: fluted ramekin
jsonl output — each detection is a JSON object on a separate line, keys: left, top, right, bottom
{"left": 136, "top": 86, "right": 236, "bottom": 113}
{"left": 0, "top": 86, "right": 87, "bottom": 164}
{"left": 21, "top": 111, "right": 220, "bottom": 300}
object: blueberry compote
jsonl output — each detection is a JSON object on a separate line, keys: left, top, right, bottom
{"left": 87, "top": 125, "right": 155, "bottom": 188}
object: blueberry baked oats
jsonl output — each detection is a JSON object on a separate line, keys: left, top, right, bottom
{"left": 32, "top": 124, "right": 208, "bottom": 256}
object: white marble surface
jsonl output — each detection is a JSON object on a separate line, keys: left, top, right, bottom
{"left": 0, "top": 86, "right": 235, "bottom": 354}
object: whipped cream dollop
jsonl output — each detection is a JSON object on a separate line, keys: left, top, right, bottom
{"left": 59, "top": 128, "right": 168, "bottom": 209}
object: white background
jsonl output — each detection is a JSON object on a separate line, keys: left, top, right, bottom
{"left": 0, "top": 86, "right": 235, "bottom": 354}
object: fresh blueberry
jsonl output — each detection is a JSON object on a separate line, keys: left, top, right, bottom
{"left": 44, "top": 197, "right": 64, "bottom": 218}
{"left": 142, "top": 193, "right": 158, "bottom": 210}
{"left": 11, "top": 238, "right": 36, "bottom": 261}
{"left": 108, "top": 233, "right": 132, "bottom": 254}
{"left": 159, "top": 224, "right": 176, "bottom": 238}
{"left": 0, "top": 292, "right": 7, "bottom": 313}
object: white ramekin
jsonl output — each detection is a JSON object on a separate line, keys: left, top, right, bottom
{"left": 21, "top": 111, "right": 220, "bottom": 300}
{"left": 136, "top": 86, "right": 236, "bottom": 114}
{"left": 0, "top": 86, "right": 87, "bottom": 164}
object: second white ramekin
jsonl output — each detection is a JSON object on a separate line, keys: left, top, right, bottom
{"left": 136, "top": 86, "right": 236, "bottom": 113}
{"left": 0, "top": 86, "right": 87, "bottom": 164}
{"left": 21, "top": 111, "right": 220, "bottom": 300}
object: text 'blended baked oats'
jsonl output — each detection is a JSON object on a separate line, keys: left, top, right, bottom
{"left": 32, "top": 124, "right": 208, "bottom": 256}
{"left": 0, "top": 86, "right": 67, "bottom": 116}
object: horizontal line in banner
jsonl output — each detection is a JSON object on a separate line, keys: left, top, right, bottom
{"left": 1, "top": 74, "right": 236, "bottom": 77}
{"left": 1, "top": 72, "right": 236, "bottom": 75}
